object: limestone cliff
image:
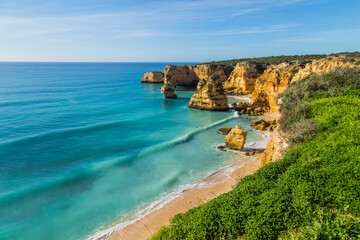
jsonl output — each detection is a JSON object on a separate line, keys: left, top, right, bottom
{"left": 188, "top": 74, "right": 229, "bottom": 111}
{"left": 260, "top": 127, "right": 288, "bottom": 168}
{"left": 223, "top": 62, "right": 267, "bottom": 94}
{"left": 161, "top": 64, "right": 233, "bottom": 99}
{"left": 141, "top": 71, "right": 164, "bottom": 83}
{"left": 251, "top": 58, "right": 357, "bottom": 112}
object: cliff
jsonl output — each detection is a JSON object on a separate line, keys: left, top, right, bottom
{"left": 141, "top": 71, "right": 164, "bottom": 83}
{"left": 188, "top": 74, "right": 229, "bottom": 111}
{"left": 251, "top": 58, "right": 357, "bottom": 112}
{"left": 161, "top": 64, "right": 233, "bottom": 98}
{"left": 260, "top": 127, "right": 287, "bottom": 167}
{"left": 223, "top": 62, "right": 267, "bottom": 94}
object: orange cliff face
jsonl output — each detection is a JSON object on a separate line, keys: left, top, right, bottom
{"left": 188, "top": 74, "right": 229, "bottom": 111}
{"left": 223, "top": 62, "right": 267, "bottom": 95}
{"left": 251, "top": 58, "right": 358, "bottom": 112}
{"left": 160, "top": 64, "right": 233, "bottom": 99}
{"left": 158, "top": 57, "right": 358, "bottom": 112}
{"left": 141, "top": 71, "right": 164, "bottom": 83}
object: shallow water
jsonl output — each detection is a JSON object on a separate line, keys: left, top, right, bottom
{"left": 0, "top": 63, "right": 263, "bottom": 240}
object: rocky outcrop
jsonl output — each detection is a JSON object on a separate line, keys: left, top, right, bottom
{"left": 188, "top": 75, "right": 229, "bottom": 111}
{"left": 217, "top": 127, "right": 232, "bottom": 135}
{"left": 231, "top": 101, "right": 267, "bottom": 116}
{"left": 251, "top": 119, "right": 277, "bottom": 131}
{"left": 225, "top": 126, "right": 247, "bottom": 150}
{"left": 141, "top": 71, "right": 164, "bottom": 83}
{"left": 223, "top": 62, "right": 267, "bottom": 94}
{"left": 161, "top": 64, "right": 233, "bottom": 99}
{"left": 251, "top": 58, "right": 357, "bottom": 112}
{"left": 260, "top": 127, "right": 288, "bottom": 167}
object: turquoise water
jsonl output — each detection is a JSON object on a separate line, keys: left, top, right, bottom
{"left": 0, "top": 63, "right": 263, "bottom": 240}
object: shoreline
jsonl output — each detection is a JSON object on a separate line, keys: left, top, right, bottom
{"left": 88, "top": 110, "right": 276, "bottom": 240}
{"left": 100, "top": 152, "right": 266, "bottom": 240}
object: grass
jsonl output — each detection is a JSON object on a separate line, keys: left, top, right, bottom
{"left": 150, "top": 68, "right": 360, "bottom": 240}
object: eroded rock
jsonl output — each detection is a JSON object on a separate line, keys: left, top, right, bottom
{"left": 223, "top": 62, "right": 267, "bottom": 94}
{"left": 225, "top": 126, "right": 247, "bottom": 150}
{"left": 251, "top": 119, "right": 277, "bottom": 132}
{"left": 161, "top": 64, "right": 233, "bottom": 99}
{"left": 217, "top": 127, "right": 232, "bottom": 135}
{"left": 141, "top": 71, "right": 164, "bottom": 83}
{"left": 188, "top": 75, "right": 229, "bottom": 111}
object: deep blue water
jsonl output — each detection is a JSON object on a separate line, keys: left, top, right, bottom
{"left": 0, "top": 63, "right": 262, "bottom": 240}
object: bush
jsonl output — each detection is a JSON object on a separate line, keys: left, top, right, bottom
{"left": 207, "top": 54, "right": 327, "bottom": 66}
{"left": 278, "top": 67, "right": 360, "bottom": 145}
{"left": 207, "top": 52, "right": 360, "bottom": 66}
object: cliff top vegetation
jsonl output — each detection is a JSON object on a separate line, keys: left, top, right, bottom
{"left": 208, "top": 51, "right": 360, "bottom": 66}
{"left": 151, "top": 67, "right": 360, "bottom": 240}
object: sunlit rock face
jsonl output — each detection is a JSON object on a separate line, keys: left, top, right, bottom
{"left": 161, "top": 64, "right": 233, "bottom": 99}
{"left": 223, "top": 62, "right": 267, "bottom": 95}
{"left": 141, "top": 71, "right": 164, "bottom": 83}
{"left": 188, "top": 74, "right": 229, "bottom": 111}
{"left": 251, "top": 58, "right": 357, "bottom": 112}
{"left": 225, "top": 126, "right": 248, "bottom": 150}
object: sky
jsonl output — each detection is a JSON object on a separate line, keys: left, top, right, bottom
{"left": 0, "top": 0, "right": 359, "bottom": 62}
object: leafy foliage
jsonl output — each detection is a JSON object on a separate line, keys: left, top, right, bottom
{"left": 207, "top": 54, "right": 327, "bottom": 66}
{"left": 150, "top": 68, "right": 360, "bottom": 240}
{"left": 278, "top": 67, "right": 360, "bottom": 145}
{"left": 207, "top": 52, "right": 360, "bottom": 66}
{"left": 329, "top": 51, "right": 360, "bottom": 58}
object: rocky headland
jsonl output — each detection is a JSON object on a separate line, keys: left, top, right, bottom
{"left": 223, "top": 62, "right": 267, "bottom": 94}
{"left": 160, "top": 64, "right": 233, "bottom": 99}
{"left": 142, "top": 55, "right": 359, "bottom": 167}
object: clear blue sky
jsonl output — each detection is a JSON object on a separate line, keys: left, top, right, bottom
{"left": 0, "top": 0, "right": 359, "bottom": 62}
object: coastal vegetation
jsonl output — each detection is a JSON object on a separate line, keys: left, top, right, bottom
{"left": 150, "top": 67, "right": 360, "bottom": 240}
{"left": 207, "top": 52, "right": 360, "bottom": 66}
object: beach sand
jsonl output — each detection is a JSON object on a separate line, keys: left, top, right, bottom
{"left": 104, "top": 154, "right": 262, "bottom": 240}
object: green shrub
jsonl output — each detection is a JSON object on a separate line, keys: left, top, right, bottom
{"left": 207, "top": 52, "right": 360, "bottom": 66}
{"left": 150, "top": 67, "right": 360, "bottom": 240}
{"left": 330, "top": 51, "right": 360, "bottom": 58}
{"left": 278, "top": 67, "right": 360, "bottom": 145}
{"left": 207, "top": 54, "right": 327, "bottom": 66}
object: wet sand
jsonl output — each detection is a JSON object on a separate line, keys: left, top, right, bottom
{"left": 104, "top": 155, "right": 262, "bottom": 240}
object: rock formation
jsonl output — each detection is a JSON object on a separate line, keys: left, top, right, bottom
{"left": 224, "top": 126, "right": 248, "bottom": 150}
{"left": 152, "top": 56, "right": 358, "bottom": 111}
{"left": 251, "top": 58, "right": 357, "bottom": 112}
{"left": 161, "top": 64, "right": 233, "bottom": 99}
{"left": 188, "top": 74, "right": 229, "bottom": 111}
{"left": 217, "top": 127, "right": 232, "bottom": 135}
{"left": 251, "top": 119, "right": 277, "bottom": 131}
{"left": 141, "top": 71, "right": 164, "bottom": 83}
{"left": 260, "top": 127, "right": 288, "bottom": 167}
{"left": 232, "top": 101, "right": 267, "bottom": 116}
{"left": 223, "top": 62, "right": 267, "bottom": 94}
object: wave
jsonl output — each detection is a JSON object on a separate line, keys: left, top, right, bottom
{"left": 227, "top": 95, "right": 252, "bottom": 102}
{"left": 87, "top": 153, "right": 253, "bottom": 240}
{"left": 0, "top": 114, "right": 236, "bottom": 206}
{"left": 0, "top": 114, "right": 155, "bottom": 147}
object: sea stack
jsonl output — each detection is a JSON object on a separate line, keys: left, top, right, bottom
{"left": 188, "top": 74, "right": 229, "bottom": 111}
{"left": 141, "top": 71, "right": 164, "bottom": 83}
{"left": 225, "top": 126, "right": 248, "bottom": 150}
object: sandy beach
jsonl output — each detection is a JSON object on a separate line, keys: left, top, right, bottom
{"left": 103, "top": 153, "right": 263, "bottom": 240}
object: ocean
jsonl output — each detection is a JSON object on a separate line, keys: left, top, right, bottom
{"left": 0, "top": 62, "right": 264, "bottom": 240}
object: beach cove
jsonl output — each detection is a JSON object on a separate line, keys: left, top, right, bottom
{"left": 0, "top": 62, "right": 268, "bottom": 240}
